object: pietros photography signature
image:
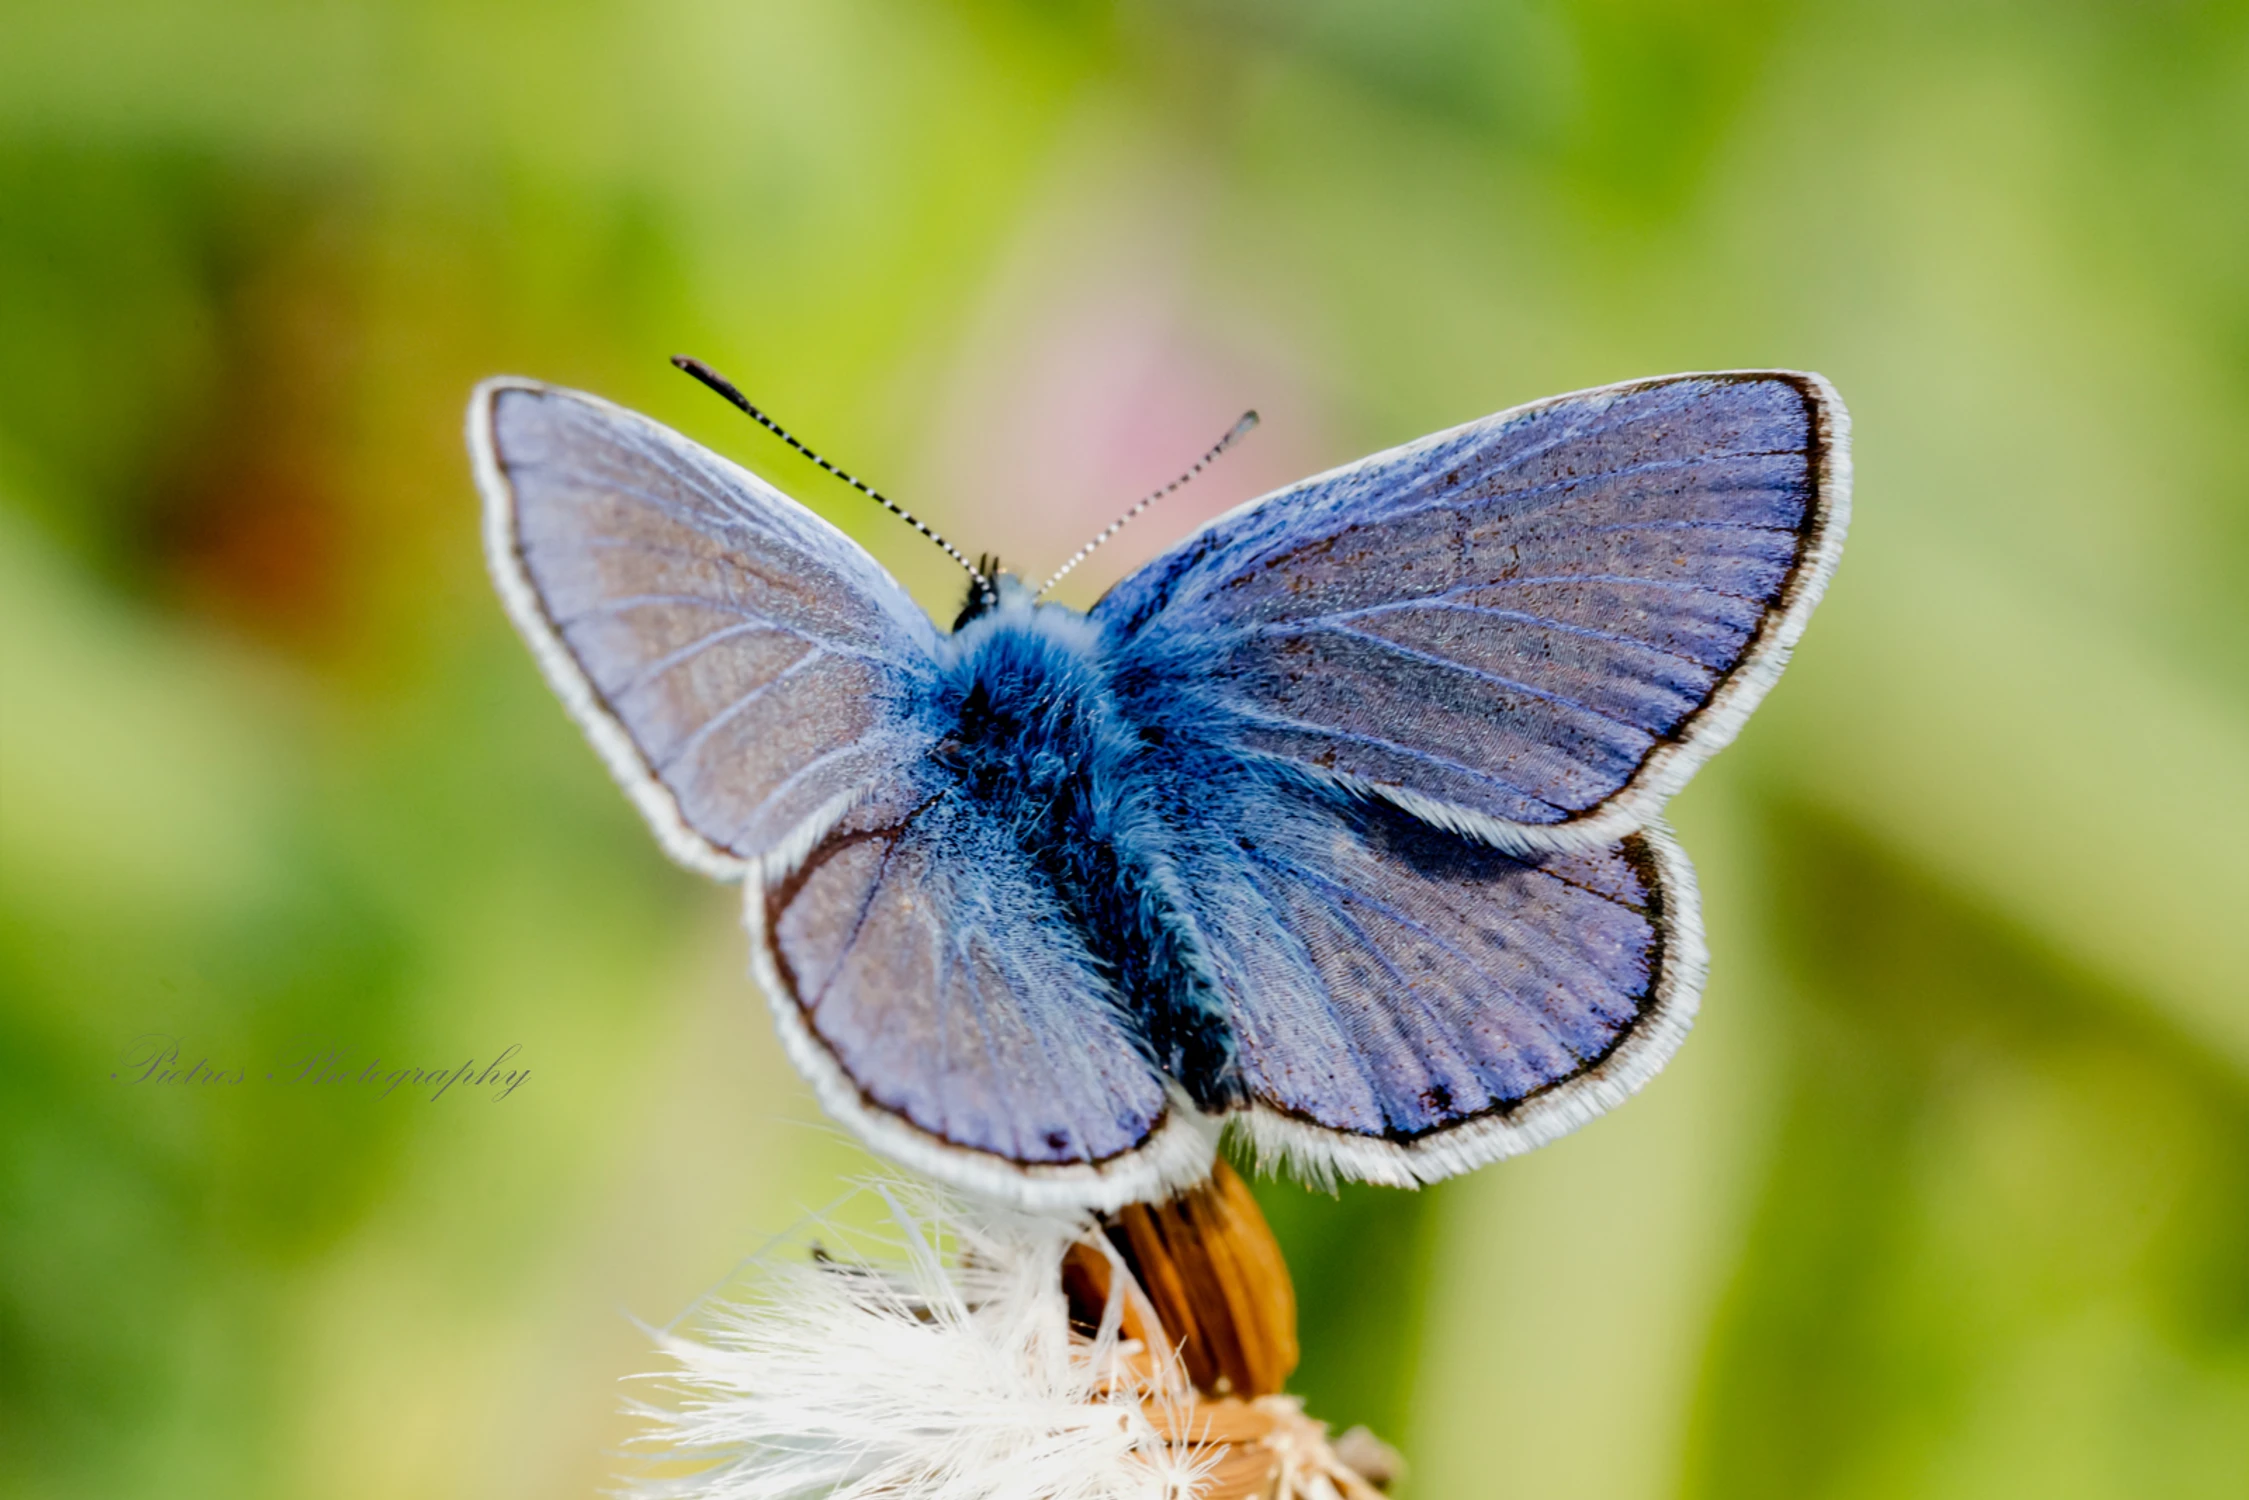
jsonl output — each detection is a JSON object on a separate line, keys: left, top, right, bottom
{"left": 112, "top": 1034, "right": 531, "bottom": 1101}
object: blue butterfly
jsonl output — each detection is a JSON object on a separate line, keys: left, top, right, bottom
{"left": 470, "top": 366, "right": 1849, "bottom": 1210}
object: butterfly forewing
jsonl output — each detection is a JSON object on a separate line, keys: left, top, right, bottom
{"left": 474, "top": 380, "right": 945, "bottom": 873}
{"left": 1096, "top": 372, "right": 1849, "bottom": 849}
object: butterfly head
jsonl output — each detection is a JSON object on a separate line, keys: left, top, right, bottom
{"left": 951, "top": 555, "right": 1037, "bottom": 631}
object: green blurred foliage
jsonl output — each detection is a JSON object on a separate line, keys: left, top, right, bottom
{"left": 1, "top": 2, "right": 2244, "bottom": 1497}
{"left": 1686, "top": 809, "right": 2249, "bottom": 1499}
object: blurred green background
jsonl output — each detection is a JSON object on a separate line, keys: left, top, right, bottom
{"left": 3, "top": 2, "right": 2247, "bottom": 1496}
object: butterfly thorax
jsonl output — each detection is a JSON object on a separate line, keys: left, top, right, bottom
{"left": 934, "top": 593, "right": 1121, "bottom": 814}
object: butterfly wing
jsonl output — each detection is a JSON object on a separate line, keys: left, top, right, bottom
{"left": 472, "top": 379, "right": 1195, "bottom": 1208}
{"left": 752, "top": 764, "right": 1208, "bottom": 1210}
{"left": 1141, "top": 758, "right": 1699, "bottom": 1184}
{"left": 1095, "top": 371, "right": 1849, "bottom": 851}
{"left": 474, "top": 377, "right": 946, "bottom": 876}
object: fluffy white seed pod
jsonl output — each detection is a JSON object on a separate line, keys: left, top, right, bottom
{"left": 625, "top": 1185, "right": 1208, "bottom": 1500}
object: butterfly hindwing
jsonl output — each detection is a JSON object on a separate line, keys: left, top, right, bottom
{"left": 1131, "top": 751, "right": 1700, "bottom": 1184}
{"left": 473, "top": 378, "right": 945, "bottom": 875}
{"left": 1096, "top": 371, "right": 1849, "bottom": 850}
{"left": 752, "top": 765, "right": 1203, "bottom": 1209}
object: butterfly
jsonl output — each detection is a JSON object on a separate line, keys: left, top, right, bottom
{"left": 471, "top": 364, "right": 1849, "bottom": 1211}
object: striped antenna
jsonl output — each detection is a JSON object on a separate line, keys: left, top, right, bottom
{"left": 1037, "top": 411, "right": 1259, "bottom": 598}
{"left": 673, "top": 355, "right": 992, "bottom": 605}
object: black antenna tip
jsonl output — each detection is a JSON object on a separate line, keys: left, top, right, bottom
{"left": 672, "top": 354, "right": 753, "bottom": 412}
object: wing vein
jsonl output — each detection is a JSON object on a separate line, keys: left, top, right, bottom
{"left": 561, "top": 594, "right": 891, "bottom": 664}
{"left": 653, "top": 649, "right": 829, "bottom": 775}
{"left": 1318, "top": 596, "right": 1713, "bottom": 673}
{"left": 1226, "top": 707, "right": 1572, "bottom": 816}
{"left": 1256, "top": 845, "right": 1634, "bottom": 1073}
{"left": 1257, "top": 620, "right": 1664, "bottom": 739}
{"left": 1252, "top": 846, "right": 1566, "bottom": 1042}
{"left": 1235, "top": 862, "right": 1386, "bottom": 1099}
{"left": 616, "top": 620, "right": 802, "bottom": 697}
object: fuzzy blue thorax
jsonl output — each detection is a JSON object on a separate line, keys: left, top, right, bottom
{"left": 931, "top": 576, "right": 1241, "bottom": 1106}
{"left": 936, "top": 581, "right": 1127, "bottom": 819}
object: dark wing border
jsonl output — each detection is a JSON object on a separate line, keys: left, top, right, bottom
{"left": 1226, "top": 821, "right": 1706, "bottom": 1187}
{"left": 1553, "top": 372, "right": 1851, "bottom": 848}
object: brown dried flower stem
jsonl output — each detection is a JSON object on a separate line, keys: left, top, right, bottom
{"left": 1064, "top": 1163, "right": 1402, "bottom": 1499}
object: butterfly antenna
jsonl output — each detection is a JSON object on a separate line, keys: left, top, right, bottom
{"left": 673, "top": 355, "right": 992, "bottom": 605}
{"left": 1036, "top": 410, "right": 1259, "bottom": 598}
